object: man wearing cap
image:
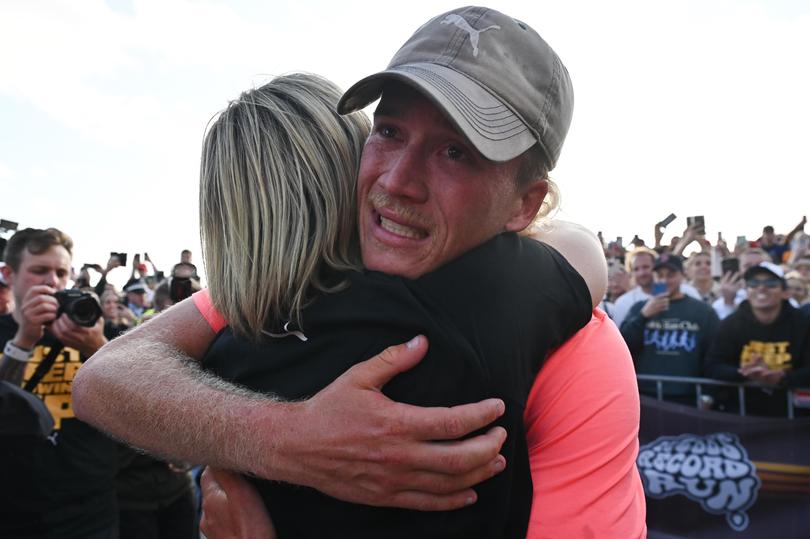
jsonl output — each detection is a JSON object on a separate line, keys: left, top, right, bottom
{"left": 611, "top": 248, "right": 702, "bottom": 328}
{"left": 621, "top": 253, "right": 719, "bottom": 404}
{"left": 706, "top": 261, "right": 810, "bottom": 416}
{"left": 0, "top": 228, "right": 116, "bottom": 538}
{"left": 123, "top": 278, "right": 150, "bottom": 321}
{"left": 75, "top": 6, "right": 645, "bottom": 536}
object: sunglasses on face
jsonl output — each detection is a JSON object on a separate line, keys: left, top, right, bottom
{"left": 745, "top": 278, "right": 782, "bottom": 289}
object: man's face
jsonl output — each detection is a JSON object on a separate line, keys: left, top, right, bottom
{"left": 746, "top": 270, "right": 785, "bottom": 313}
{"left": 760, "top": 229, "right": 775, "bottom": 246}
{"left": 607, "top": 271, "right": 629, "bottom": 299}
{"left": 653, "top": 267, "right": 683, "bottom": 297}
{"left": 687, "top": 254, "right": 712, "bottom": 281}
{"left": 102, "top": 293, "right": 120, "bottom": 319}
{"left": 356, "top": 85, "right": 541, "bottom": 278}
{"left": 2, "top": 245, "right": 71, "bottom": 308}
{"left": 631, "top": 253, "right": 655, "bottom": 289}
{"left": 740, "top": 252, "right": 767, "bottom": 272}
{"left": 127, "top": 290, "right": 146, "bottom": 308}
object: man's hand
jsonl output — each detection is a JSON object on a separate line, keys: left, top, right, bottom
{"left": 719, "top": 271, "right": 742, "bottom": 305}
{"left": 739, "top": 356, "right": 785, "bottom": 387}
{"left": 200, "top": 467, "right": 275, "bottom": 539}
{"left": 50, "top": 313, "right": 107, "bottom": 357}
{"left": 641, "top": 293, "right": 669, "bottom": 318}
{"left": 104, "top": 256, "right": 121, "bottom": 275}
{"left": 264, "top": 335, "right": 508, "bottom": 511}
{"left": 14, "top": 284, "right": 59, "bottom": 349}
{"left": 654, "top": 223, "right": 664, "bottom": 248}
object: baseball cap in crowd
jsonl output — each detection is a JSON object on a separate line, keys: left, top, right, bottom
{"left": 653, "top": 253, "right": 684, "bottom": 273}
{"left": 743, "top": 261, "right": 785, "bottom": 282}
{"left": 338, "top": 5, "right": 574, "bottom": 167}
{"left": 124, "top": 278, "right": 147, "bottom": 293}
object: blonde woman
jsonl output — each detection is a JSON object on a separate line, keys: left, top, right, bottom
{"left": 686, "top": 251, "right": 721, "bottom": 304}
{"left": 77, "top": 73, "right": 644, "bottom": 537}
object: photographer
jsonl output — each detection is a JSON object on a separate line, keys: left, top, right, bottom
{"left": 0, "top": 227, "right": 117, "bottom": 538}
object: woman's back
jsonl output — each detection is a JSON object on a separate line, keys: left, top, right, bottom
{"left": 199, "top": 233, "right": 591, "bottom": 538}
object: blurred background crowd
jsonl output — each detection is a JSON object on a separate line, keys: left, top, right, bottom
{"left": 597, "top": 214, "right": 810, "bottom": 418}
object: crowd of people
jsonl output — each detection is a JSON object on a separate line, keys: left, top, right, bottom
{"left": 599, "top": 216, "right": 810, "bottom": 417}
{"left": 0, "top": 231, "right": 203, "bottom": 538}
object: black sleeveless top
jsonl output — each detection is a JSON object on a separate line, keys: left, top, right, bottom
{"left": 201, "top": 232, "right": 591, "bottom": 539}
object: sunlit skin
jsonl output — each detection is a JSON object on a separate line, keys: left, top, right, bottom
{"left": 356, "top": 84, "right": 545, "bottom": 279}
{"left": 630, "top": 252, "right": 655, "bottom": 293}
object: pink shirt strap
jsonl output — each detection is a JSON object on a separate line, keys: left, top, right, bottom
{"left": 192, "top": 289, "right": 227, "bottom": 333}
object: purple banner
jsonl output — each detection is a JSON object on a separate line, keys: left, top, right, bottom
{"left": 638, "top": 396, "right": 810, "bottom": 538}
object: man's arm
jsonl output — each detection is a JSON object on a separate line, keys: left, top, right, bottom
{"left": 72, "top": 298, "right": 508, "bottom": 511}
{"left": 783, "top": 216, "right": 807, "bottom": 245}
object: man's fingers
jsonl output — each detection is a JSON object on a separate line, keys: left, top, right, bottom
{"left": 393, "top": 453, "right": 507, "bottom": 495}
{"left": 346, "top": 335, "right": 428, "bottom": 389}
{"left": 397, "top": 400, "right": 506, "bottom": 441}
{"left": 385, "top": 425, "right": 506, "bottom": 479}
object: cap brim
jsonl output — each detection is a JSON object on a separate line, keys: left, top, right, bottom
{"left": 743, "top": 267, "right": 783, "bottom": 281}
{"left": 338, "top": 63, "right": 538, "bottom": 162}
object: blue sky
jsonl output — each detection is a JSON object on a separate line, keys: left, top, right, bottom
{"left": 2, "top": 0, "right": 809, "bottom": 287}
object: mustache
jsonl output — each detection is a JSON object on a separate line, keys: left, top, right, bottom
{"left": 368, "top": 191, "right": 430, "bottom": 228}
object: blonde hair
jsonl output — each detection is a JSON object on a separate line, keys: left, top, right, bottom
{"left": 199, "top": 73, "right": 370, "bottom": 340}
{"left": 625, "top": 247, "right": 658, "bottom": 273}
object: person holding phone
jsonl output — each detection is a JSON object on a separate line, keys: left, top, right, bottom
{"left": 620, "top": 254, "right": 719, "bottom": 404}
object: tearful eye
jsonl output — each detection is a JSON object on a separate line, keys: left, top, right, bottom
{"left": 446, "top": 145, "right": 464, "bottom": 160}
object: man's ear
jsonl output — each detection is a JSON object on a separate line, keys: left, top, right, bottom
{"left": 504, "top": 179, "right": 548, "bottom": 232}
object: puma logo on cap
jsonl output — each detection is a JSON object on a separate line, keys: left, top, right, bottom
{"left": 441, "top": 14, "right": 500, "bottom": 57}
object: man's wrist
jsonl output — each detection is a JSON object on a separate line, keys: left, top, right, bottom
{"left": 4, "top": 341, "right": 34, "bottom": 362}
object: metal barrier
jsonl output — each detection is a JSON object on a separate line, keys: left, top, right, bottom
{"left": 635, "top": 374, "right": 809, "bottom": 419}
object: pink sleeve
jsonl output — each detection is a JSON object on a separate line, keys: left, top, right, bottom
{"left": 524, "top": 308, "right": 647, "bottom": 539}
{"left": 191, "top": 289, "right": 227, "bottom": 333}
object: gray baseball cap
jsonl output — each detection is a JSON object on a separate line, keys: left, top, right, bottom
{"left": 338, "top": 5, "right": 574, "bottom": 167}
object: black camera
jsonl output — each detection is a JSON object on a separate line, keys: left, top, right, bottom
{"left": 169, "top": 277, "right": 193, "bottom": 303}
{"left": 54, "top": 290, "right": 102, "bottom": 327}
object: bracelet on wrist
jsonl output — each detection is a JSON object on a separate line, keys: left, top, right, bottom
{"left": 3, "top": 341, "right": 34, "bottom": 362}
